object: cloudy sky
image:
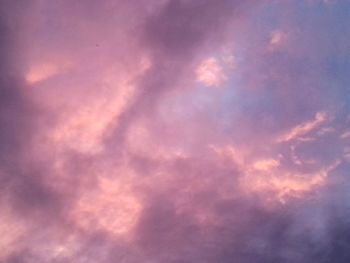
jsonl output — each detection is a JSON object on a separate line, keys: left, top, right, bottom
{"left": 1, "top": 0, "right": 350, "bottom": 262}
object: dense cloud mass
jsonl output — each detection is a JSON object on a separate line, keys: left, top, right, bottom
{"left": 1, "top": 0, "right": 350, "bottom": 262}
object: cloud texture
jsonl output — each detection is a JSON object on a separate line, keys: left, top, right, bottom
{"left": 1, "top": 0, "right": 350, "bottom": 262}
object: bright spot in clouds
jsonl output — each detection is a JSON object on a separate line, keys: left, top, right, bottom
{"left": 270, "top": 30, "right": 286, "bottom": 47}
{"left": 196, "top": 57, "right": 227, "bottom": 87}
{"left": 25, "top": 60, "right": 72, "bottom": 84}
{"left": 72, "top": 176, "right": 141, "bottom": 236}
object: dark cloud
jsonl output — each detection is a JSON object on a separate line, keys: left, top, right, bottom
{"left": 0, "top": 0, "right": 66, "bottom": 225}
{"left": 143, "top": 0, "right": 246, "bottom": 56}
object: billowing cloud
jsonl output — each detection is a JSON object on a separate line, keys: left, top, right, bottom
{"left": 1, "top": 0, "right": 350, "bottom": 262}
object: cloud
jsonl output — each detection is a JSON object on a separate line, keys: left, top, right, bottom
{"left": 1, "top": 0, "right": 350, "bottom": 262}
{"left": 278, "top": 112, "right": 329, "bottom": 142}
{"left": 196, "top": 57, "right": 226, "bottom": 87}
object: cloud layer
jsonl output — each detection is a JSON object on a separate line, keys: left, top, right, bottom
{"left": 1, "top": 0, "right": 350, "bottom": 262}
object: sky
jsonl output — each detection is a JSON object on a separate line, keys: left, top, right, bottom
{"left": 1, "top": 0, "right": 350, "bottom": 262}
